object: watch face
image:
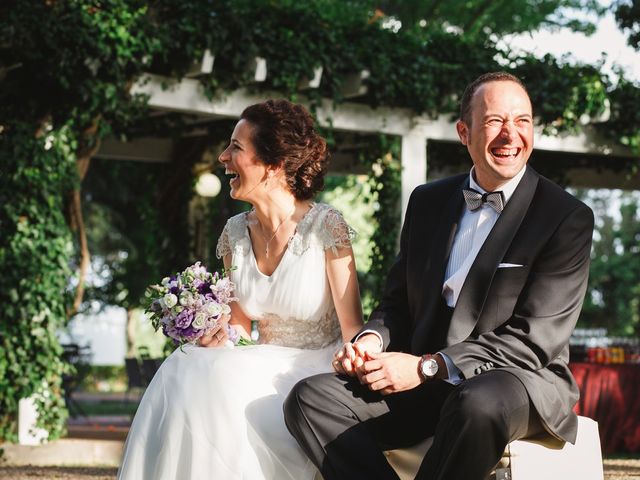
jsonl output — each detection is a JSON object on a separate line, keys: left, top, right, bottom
{"left": 422, "top": 358, "right": 438, "bottom": 378}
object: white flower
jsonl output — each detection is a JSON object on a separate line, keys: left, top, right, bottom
{"left": 221, "top": 303, "right": 231, "bottom": 315}
{"left": 161, "top": 277, "right": 171, "bottom": 287}
{"left": 163, "top": 293, "right": 178, "bottom": 308}
{"left": 180, "top": 290, "right": 196, "bottom": 306}
{"left": 205, "top": 302, "right": 222, "bottom": 317}
{"left": 192, "top": 312, "right": 207, "bottom": 330}
{"left": 191, "top": 262, "right": 207, "bottom": 279}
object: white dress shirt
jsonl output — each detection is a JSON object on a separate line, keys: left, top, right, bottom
{"left": 442, "top": 165, "right": 527, "bottom": 307}
{"left": 440, "top": 165, "right": 527, "bottom": 383}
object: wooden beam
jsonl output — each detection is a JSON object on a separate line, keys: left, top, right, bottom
{"left": 95, "top": 136, "right": 173, "bottom": 163}
{"left": 185, "top": 49, "right": 215, "bottom": 78}
{"left": 131, "top": 74, "right": 637, "bottom": 158}
{"left": 340, "top": 70, "right": 370, "bottom": 98}
{"left": 297, "top": 66, "right": 323, "bottom": 90}
{"left": 131, "top": 74, "right": 419, "bottom": 135}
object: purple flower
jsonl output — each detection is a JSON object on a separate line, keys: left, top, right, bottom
{"left": 198, "top": 281, "right": 212, "bottom": 295}
{"left": 177, "top": 325, "right": 202, "bottom": 342}
{"left": 145, "top": 262, "right": 237, "bottom": 347}
{"left": 150, "top": 300, "right": 163, "bottom": 313}
{"left": 175, "top": 309, "right": 194, "bottom": 329}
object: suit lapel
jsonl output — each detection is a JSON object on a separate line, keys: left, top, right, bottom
{"left": 446, "top": 168, "right": 539, "bottom": 345}
{"left": 411, "top": 176, "right": 467, "bottom": 353}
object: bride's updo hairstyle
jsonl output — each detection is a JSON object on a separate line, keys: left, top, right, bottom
{"left": 240, "top": 99, "right": 329, "bottom": 200}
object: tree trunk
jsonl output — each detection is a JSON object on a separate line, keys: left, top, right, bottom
{"left": 67, "top": 118, "right": 101, "bottom": 317}
{"left": 126, "top": 308, "right": 137, "bottom": 357}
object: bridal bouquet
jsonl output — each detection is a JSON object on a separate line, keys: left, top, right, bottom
{"left": 144, "top": 262, "right": 238, "bottom": 346}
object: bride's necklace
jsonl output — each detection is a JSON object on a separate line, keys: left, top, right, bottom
{"left": 259, "top": 208, "right": 296, "bottom": 257}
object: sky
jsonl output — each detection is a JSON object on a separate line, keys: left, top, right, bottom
{"left": 503, "top": 4, "right": 640, "bottom": 82}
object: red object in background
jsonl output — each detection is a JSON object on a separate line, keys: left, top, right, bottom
{"left": 570, "top": 362, "right": 640, "bottom": 454}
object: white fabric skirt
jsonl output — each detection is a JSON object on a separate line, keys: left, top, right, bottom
{"left": 118, "top": 343, "right": 337, "bottom": 480}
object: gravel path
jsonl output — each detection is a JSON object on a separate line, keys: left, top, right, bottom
{"left": 604, "top": 459, "right": 640, "bottom": 479}
{"left": 0, "top": 460, "right": 638, "bottom": 479}
{"left": 0, "top": 466, "right": 118, "bottom": 479}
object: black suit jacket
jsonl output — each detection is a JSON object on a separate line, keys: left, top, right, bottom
{"left": 364, "top": 167, "right": 594, "bottom": 443}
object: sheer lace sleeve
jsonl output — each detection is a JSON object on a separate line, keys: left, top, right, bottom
{"left": 317, "top": 206, "right": 357, "bottom": 255}
{"left": 216, "top": 222, "right": 232, "bottom": 259}
{"left": 216, "top": 213, "right": 251, "bottom": 259}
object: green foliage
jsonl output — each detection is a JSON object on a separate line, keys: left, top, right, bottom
{"left": 319, "top": 136, "right": 402, "bottom": 317}
{"left": 0, "top": 0, "right": 168, "bottom": 440}
{"left": 597, "top": 75, "right": 640, "bottom": 158}
{"left": 76, "top": 398, "right": 139, "bottom": 416}
{"left": 378, "top": 0, "right": 605, "bottom": 36}
{"left": 77, "top": 365, "right": 127, "bottom": 393}
{"left": 614, "top": 0, "right": 640, "bottom": 50}
{"left": 0, "top": 1, "right": 157, "bottom": 133}
{"left": 0, "top": 123, "right": 77, "bottom": 441}
{"left": 82, "top": 156, "right": 196, "bottom": 310}
{"left": 579, "top": 190, "right": 640, "bottom": 336}
{"left": 321, "top": 174, "right": 375, "bottom": 271}
{"left": 359, "top": 136, "right": 403, "bottom": 315}
{"left": 513, "top": 54, "right": 609, "bottom": 134}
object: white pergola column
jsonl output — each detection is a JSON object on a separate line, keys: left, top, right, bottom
{"left": 400, "top": 129, "right": 427, "bottom": 219}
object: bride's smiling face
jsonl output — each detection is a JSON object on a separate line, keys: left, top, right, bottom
{"left": 218, "top": 119, "right": 268, "bottom": 202}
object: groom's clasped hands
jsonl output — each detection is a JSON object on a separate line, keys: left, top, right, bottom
{"left": 333, "top": 335, "right": 423, "bottom": 395}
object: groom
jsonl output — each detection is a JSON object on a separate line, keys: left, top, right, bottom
{"left": 284, "top": 72, "right": 594, "bottom": 479}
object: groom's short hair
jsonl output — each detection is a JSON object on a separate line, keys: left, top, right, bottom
{"left": 460, "top": 72, "right": 530, "bottom": 126}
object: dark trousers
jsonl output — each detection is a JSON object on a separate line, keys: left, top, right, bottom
{"left": 284, "top": 369, "right": 544, "bottom": 480}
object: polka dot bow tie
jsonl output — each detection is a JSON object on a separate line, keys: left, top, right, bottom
{"left": 463, "top": 188, "right": 505, "bottom": 214}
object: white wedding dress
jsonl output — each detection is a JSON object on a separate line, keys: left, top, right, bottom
{"left": 118, "top": 203, "right": 355, "bottom": 480}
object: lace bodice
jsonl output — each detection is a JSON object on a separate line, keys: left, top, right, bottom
{"left": 216, "top": 203, "right": 355, "bottom": 349}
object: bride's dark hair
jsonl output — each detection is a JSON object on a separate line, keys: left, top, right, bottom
{"left": 240, "top": 99, "right": 329, "bottom": 200}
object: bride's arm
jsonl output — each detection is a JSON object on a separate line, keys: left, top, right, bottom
{"left": 223, "top": 253, "right": 252, "bottom": 339}
{"left": 326, "top": 246, "right": 365, "bottom": 343}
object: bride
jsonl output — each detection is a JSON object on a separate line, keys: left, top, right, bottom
{"left": 118, "top": 99, "right": 364, "bottom": 479}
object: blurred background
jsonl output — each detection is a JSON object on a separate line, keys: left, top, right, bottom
{"left": 1, "top": 0, "right": 639, "bottom": 476}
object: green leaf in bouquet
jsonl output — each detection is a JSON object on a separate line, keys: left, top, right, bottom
{"left": 237, "top": 337, "right": 256, "bottom": 347}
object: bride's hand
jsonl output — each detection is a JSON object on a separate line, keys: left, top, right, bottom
{"left": 199, "top": 314, "right": 231, "bottom": 348}
{"left": 332, "top": 342, "right": 363, "bottom": 377}
{"left": 332, "top": 334, "right": 382, "bottom": 377}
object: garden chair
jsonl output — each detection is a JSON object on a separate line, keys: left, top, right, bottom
{"left": 141, "top": 357, "right": 163, "bottom": 385}
{"left": 124, "top": 357, "right": 145, "bottom": 403}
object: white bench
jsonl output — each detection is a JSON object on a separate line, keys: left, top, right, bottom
{"left": 316, "top": 416, "right": 603, "bottom": 480}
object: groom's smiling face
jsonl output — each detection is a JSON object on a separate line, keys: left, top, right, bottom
{"left": 456, "top": 80, "right": 534, "bottom": 192}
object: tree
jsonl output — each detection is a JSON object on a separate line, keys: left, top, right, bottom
{"left": 0, "top": 0, "right": 160, "bottom": 442}
{"left": 614, "top": 0, "right": 640, "bottom": 50}
{"left": 579, "top": 190, "right": 640, "bottom": 336}
{"left": 377, "top": 0, "right": 605, "bottom": 36}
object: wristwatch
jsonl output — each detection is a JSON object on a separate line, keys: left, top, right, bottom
{"left": 419, "top": 354, "right": 439, "bottom": 381}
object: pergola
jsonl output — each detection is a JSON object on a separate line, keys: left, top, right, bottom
{"left": 97, "top": 69, "right": 638, "bottom": 218}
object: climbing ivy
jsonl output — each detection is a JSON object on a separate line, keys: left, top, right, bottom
{"left": 0, "top": 123, "right": 77, "bottom": 442}
{"left": 359, "top": 136, "right": 403, "bottom": 315}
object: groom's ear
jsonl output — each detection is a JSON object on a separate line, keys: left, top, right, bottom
{"left": 456, "top": 120, "right": 470, "bottom": 146}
